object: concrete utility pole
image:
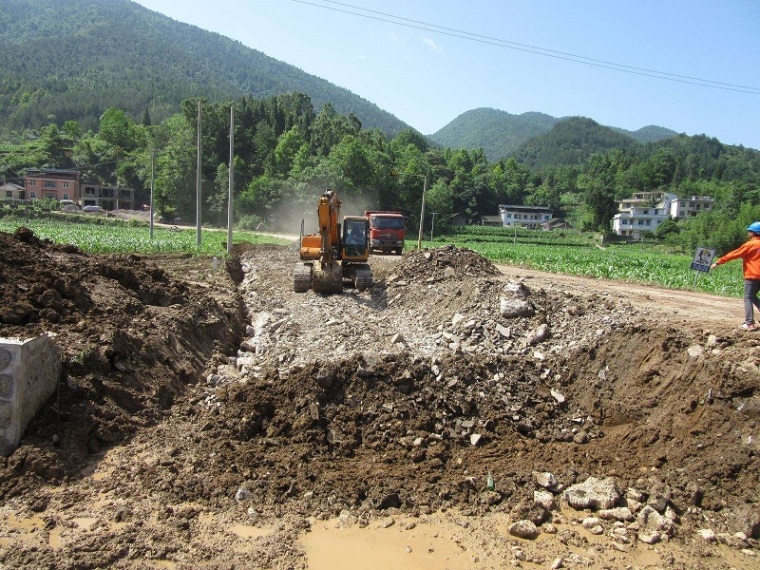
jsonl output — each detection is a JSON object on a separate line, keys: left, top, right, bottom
{"left": 226, "top": 105, "right": 234, "bottom": 255}
{"left": 416, "top": 175, "right": 428, "bottom": 251}
{"left": 430, "top": 211, "right": 437, "bottom": 241}
{"left": 196, "top": 100, "right": 202, "bottom": 247}
{"left": 150, "top": 149, "right": 156, "bottom": 240}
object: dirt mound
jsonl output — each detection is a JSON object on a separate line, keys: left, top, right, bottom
{"left": 0, "top": 229, "right": 245, "bottom": 497}
{"left": 388, "top": 245, "right": 500, "bottom": 284}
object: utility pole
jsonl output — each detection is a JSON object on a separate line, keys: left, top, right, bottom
{"left": 416, "top": 175, "right": 428, "bottom": 251}
{"left": 430, "top": 212, "right": 437, "bottom": 241}
{"left": 226, "top": 105, "right": 234, "bottom": 254}
{"left": 150, "top": 149, "right": 156, "bottom": 240}
{"left": 196, "top": 100, "right": 202, "bottom": 247}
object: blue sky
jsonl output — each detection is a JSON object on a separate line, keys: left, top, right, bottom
{"left": 132, "top": 0, "right": 760, "bottom": 150}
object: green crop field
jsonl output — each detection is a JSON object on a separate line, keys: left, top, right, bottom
{"left": 0, "top": 216, "right": 290, "bottom": 256}
{"left": 0, "top": 215, "right": 742, "bottom": 298}
{"left": 415, "top": 236, "right": 742, "bottom": 298}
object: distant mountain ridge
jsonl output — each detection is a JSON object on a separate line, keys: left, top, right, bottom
{"left": 0, "top": 0, "right": 410, "bottom": 135}
{"left": 0, "top": 0, "right": 709, "bottom": 164}
{"left": 429, "top": 108, "right": 679, "bottom": 162}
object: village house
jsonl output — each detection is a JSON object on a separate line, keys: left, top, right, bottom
{"left": 499, "top": 205, "right": 554, "bottom": 229}
{"left": 0, "top": 181, "right": 25, "bottom": 201}
{"left": 612, "top": 191, "right": 714, "bottom": 240}
{"left": 23, "top": 168, "right": 135, "bottom": 210}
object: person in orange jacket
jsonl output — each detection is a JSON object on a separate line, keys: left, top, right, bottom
{"left": 710, "top": 221, "right": 760, "bottom": 330}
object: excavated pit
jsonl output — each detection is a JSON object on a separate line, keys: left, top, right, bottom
{"left": 0, "top": 233, "right": 757, "bottom": 569}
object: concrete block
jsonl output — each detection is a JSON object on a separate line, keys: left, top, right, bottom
{"left": 0, "top": 335, "right": 61, "bottom": 455}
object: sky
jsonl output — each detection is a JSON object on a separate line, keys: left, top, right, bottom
{"left": 131, "top": 0, "right": 760, "bottom": 150}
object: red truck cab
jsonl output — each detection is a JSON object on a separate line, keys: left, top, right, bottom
{"left": 364, "top": 211, "right": 405, "bottom": 255}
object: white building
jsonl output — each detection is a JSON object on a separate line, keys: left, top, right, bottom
{"left": 612, "top": 191, "right": 714, "bottom": 239}
{"left": 669, "top": 195, "right": 715, "bottom": 219}
{"left": 499, "top": 205, "right": 554, "bottom": 229}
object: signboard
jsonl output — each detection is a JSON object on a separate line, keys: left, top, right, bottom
{"left": 691, "top": 247, "right": 715, "bottom": 272}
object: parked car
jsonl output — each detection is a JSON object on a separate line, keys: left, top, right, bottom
{"left": 59, "top": 199, "right": 79, "bottom": 211}
{"left": 82, "top": 205, "right": 104, "bottom": 213}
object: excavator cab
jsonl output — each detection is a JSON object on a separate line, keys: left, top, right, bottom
{"left": 342, "top": 216, "right": 369, "bottom": 260}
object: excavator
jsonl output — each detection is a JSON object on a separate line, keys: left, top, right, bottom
{"left": 294, "top": 189, "right": 373, "bottom": 293}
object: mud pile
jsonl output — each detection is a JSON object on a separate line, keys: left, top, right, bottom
{"left": 0, "top": 228, "right": 245, "bottom": 495}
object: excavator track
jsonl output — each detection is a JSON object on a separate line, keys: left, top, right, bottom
{"left": 353, "top": 264, "right": 373, "bottom": 292}
{"left": 293, "top": 263, "right": 313, "bottom": 293}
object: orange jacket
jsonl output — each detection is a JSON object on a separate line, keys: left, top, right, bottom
{"left": 716, "top": 235, "right": 760, "bottom": 279}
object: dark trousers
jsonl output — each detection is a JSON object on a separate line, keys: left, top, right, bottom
{"left": 744, "top": 279, "right": 760, "bottom": 324}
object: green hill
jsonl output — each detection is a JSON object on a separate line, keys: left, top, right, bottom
{"left": 513, "top": 117, "right": 639, "bottom": 169}
{"left": 428, "top": 108, "right": 559, "bottom": 161}
{"left": 0, "top": 0, "right": 410, "bottom": 135}
{"left": 429, "top": 108, "right": 677, "bottom": 162}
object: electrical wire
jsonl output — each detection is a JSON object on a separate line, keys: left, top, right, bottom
{"left": 291, "top": 0, "right": 760, "bottom": 95}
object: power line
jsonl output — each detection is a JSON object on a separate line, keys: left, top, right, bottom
{"left": 291, "top": 0, "right": 760, "bottom": 95}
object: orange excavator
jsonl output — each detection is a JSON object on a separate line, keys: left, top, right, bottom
{"left": 294, "top": 189, "right": 373, "bottom": 293}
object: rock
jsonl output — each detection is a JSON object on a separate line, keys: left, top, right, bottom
{"left": 698, "top": 528, "right": 716, "bottom": 542}
{"left": 550, "top": 389, "right": 565, "bottom": 404}
{"left": 687, "top": 345, "right": 704, "bottom": 358}
{"left": 391, "top": 333, "right": 406, "bottom": 345}
{"left": 597, "top": 507, "right": 634, "bottom": 522}
{"left": 508, "top": 520, "right": 539, "bottom": 540}
{"left": 724, "top": 504, "right": 760, "bottom": 538}
{"left": 526, "top": 323, "right": 550, "bottom": 345}
{"left": 563, "top": 477, "right": 621, "bottom": 511}
{"left": 504, "top": 281, "right": 530, "bottom": 298}
{"left": 500, "top": 298, "right": 534, "bottom": 319}
{"left": 572, "top": 431, "right": 589, "bottom": 444}
{"left": 637, "top": 505, "right": 674, "bottom": 535}
{"left": 339, "top": 510, "right": 358, "bottom": 527}
{"left": 638, "top": 530, "right": 661, "bottom": 544}
{"left": 534, "top": 490, "right": 556, "bottom": 510}
{"left": 533, "top": 471, "right": 560, "bottom": 491}
{"left": 235, "top": 487, "right": 251, "bottom": 502}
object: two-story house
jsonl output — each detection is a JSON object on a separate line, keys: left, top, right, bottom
{"left": 669, "top": 195, "right": 714, "bottom": 219}
{"left": 80, "top": 183, "right": 135, "bottom": 210}
{"left": 499, "top": 205, "right": 554, "bottom": 229}
{"left": 23, "top": 168, "right": 81, "bottom": 202}
{"left": 23, "top": 168, "right": 135, "bottom": 209}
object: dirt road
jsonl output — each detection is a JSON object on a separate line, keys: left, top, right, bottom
{"left": 0, "top": 235, "right": 757, "bottom": 569}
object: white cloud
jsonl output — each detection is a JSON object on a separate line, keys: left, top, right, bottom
{"left": 423, "top": 37, "right": 442, "bottom": 52}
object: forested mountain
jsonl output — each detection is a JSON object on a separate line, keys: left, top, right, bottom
{"left": 613, "top": 125, "right": 679, "bottom": 144}
{"left": 0, "top": 0, "right": 409, "bottom": 136}
{"left": 513, "top": 117, "right": 639, "bottom": 169}
{"left": 429, "top": 109, "right": 559, "bottom": 161}
{"left": 429, "top": 108, "right": 678, "bottom": 162}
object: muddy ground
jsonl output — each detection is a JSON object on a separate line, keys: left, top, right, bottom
{"left": 0, "top": 228, "right": 758, "bottom": 569}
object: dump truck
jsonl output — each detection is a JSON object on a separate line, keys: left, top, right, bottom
{"left": 294, "top": 190, "right": 372, "bottom": 293}
{"left": 364, "top": 210, "right": 405, "bottom": 254}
